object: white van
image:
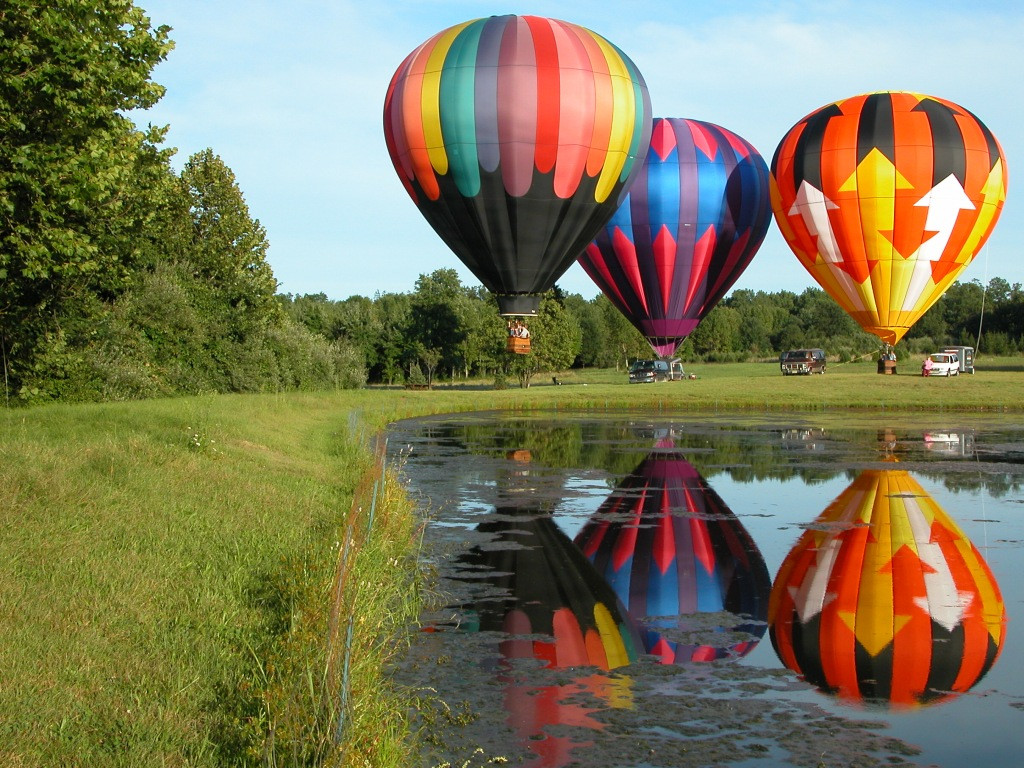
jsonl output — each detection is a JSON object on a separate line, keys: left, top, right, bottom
{"left": 943, "top": 346, "right": 975, "bottom": 374}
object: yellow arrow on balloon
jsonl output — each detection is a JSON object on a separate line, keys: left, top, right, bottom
{"left": 959, "top": 158, "right": 1008, "bottom": 262}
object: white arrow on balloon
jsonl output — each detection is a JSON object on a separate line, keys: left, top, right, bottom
{"left": 901, "top": 174, "right": 976, "bottom": 311}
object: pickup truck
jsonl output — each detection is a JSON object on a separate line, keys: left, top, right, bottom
{"left": 780, "top": 349, "right": 826, "bottom": 375}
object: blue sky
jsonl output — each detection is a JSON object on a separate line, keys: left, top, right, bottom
{"left": 134, "top": 0, "right": 1024, "bottom": 301}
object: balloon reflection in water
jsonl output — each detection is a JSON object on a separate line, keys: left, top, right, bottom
{"left": 770, "top": 469, "right": 1006, "bottom": 708}
{"left": 575, "top": 448, "right": 771, "bottom": 663}
{"left": 453, "top": 508, "right": 641, "bottom": 766}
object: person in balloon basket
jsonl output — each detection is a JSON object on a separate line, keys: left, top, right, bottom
{"left": 508, "top": 320, "right": 530, "bottom": 339}
{"left": 922, "top": 357, "right": 934, "bottom": 376}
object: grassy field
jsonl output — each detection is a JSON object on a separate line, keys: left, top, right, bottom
{"left": 1, "top": 357, "right": 1022, "bottom": 766}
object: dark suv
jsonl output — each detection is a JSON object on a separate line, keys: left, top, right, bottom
{"left": 628, "top": 358, "right": 685, "bottom": 383}
{"left": 780, "top": 348, "right": 826, "bottom": 375}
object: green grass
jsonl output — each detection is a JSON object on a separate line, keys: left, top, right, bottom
{"left": 1, "top": 358, "right": 1022, "bottom": 766}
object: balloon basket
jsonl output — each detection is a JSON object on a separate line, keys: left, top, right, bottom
{"left": 507, "top": 337, "right": 531, "bottom": 355}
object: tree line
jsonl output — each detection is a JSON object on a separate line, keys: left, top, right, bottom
{"left": 3, "top": 2, "right": 1022, "bottom": 403}
{"left": 280, "top": 270, "right": 1024, "bottom": 387}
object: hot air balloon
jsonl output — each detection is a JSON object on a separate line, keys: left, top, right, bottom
{"left": 383, "top": 15, "right": 653, "bottom": 326}
{"left": 445, "top": 508, "right": 639, "bottom": 767}
{"left": 575, "top": 447, "right": 771, "bottom": 663}
{"left": 769, "top": 469, "right": 1006, "bottom": 708}
{"left": 771, "top": 91, "right": 1008, "bottom": 346}
{"left": 579, "top": 118, "right": 772, "bottom": 358}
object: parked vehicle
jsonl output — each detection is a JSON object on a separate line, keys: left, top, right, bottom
{"left": 923, "top": 352, "right": 959, "bottom": 376}
{"left": 628, "top": 358, "right": 685, "bottom": 383}
{"left": 780, "top": 349, "right": 826, "bottom": 375}
{"left": 943, "top": 346, "right": 975, "bottom": 374}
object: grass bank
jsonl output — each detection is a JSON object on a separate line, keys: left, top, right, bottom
{"left": 0, "top": 358, "right": 1021, "bottom": 765}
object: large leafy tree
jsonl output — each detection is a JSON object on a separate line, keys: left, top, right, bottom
{"left": 407, "top": 268, "right": 469, "bottom": 379}
{"left": 0, "top": 0, "right": 172, "bottom": 394}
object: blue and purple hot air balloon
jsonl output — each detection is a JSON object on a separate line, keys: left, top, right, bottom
{"left": 575, "top": 448, "right": 770, "bottom": 663}
{"left": 579, "top": 118, "right": 772, "bottom": 357}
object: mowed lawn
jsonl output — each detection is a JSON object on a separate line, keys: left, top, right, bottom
{"left": 1, "top": 358, "right": 1021, "bottom": 766}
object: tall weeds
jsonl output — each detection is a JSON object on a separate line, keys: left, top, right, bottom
{"left": 258, "top": 433, "right": 423, "bottom": 766}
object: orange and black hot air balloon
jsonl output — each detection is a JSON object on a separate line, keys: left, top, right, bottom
{"left": 771, "top": 92, "right": 1007, "bottom": 345}
{"left": 769, "top": 469, "right": 1006, "bottom": 707}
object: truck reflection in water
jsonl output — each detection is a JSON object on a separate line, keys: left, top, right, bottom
{"left": 575, "top": 443, "right": 770, "bottom": 663}
{"left": 769, "top": 468, "right": 1006, "bottom": 708}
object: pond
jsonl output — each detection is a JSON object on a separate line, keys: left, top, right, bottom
{"left": 386, "top": 411, "right": 1024, "bottom": 768}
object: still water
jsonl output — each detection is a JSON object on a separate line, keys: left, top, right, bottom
{"left": 386, "top": 412, "right": 1024, "bottom": 768}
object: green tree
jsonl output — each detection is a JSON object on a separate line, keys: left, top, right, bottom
{"left": 408, "top": 268, "right": 469, "bottom": 376}
{"left": 798, "top": 288, "right": 859, "bottom": 340}
{"left": 179, "top": 150, "right": 278, "bottom": 329}
{"left": 689, "top": 305, "right": 741, "bottom": 359}
{"left": 562, "top": 292, "right": 606, "bottom": 367}
{"left": 371, "top": 291, "right": 411, "bottom": 384}
{"left": 0, "top": 1, "right": 172, "bottom": 397}
{"left": 457, "top": 287, "right": 505, "bottom": 379}
{"left": 594, "top": 294, "right": 648, "bottom": 368}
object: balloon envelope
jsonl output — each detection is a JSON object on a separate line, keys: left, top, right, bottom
{"left": 575, "top": 449, "right": 771, "bottom": 663}
{"left": 769, "top": 469, "right": 1006, "bottom": 707}
{"left": 384, "top": 15, "right": 653, "bottom": 316}
{"left": 580, "top": 118, "right": 772, "bottom": 356}
{"left": 456, "top": 510, "right": 642, "bottom": 671}
{"left": 771, "top": 91, "right": 1008, "bottom": 344}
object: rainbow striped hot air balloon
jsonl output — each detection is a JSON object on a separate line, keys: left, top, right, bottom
{"left": 769, "top": 469, "right": 1006, "bottom": 708}
{"left": 580, "top": 118, "right": 772, "bottom": 357}
{"left": 383, "top": 15, "right": 652, "bottom": 316}
{"left": 771, "top": 92, "right": 1008, "bottom": 346}
{"left": 575, "top": 449, "right": 770, "bottom": 663}
{"left": 450, "top": 509, "right": 638, "bottom": 767}
{"left": 457, "top": 511, "right": 641, "bottom": 671}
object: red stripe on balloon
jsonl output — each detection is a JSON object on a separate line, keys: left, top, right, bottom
{"left": 526, "top": 16, "right": 560, "bottom": 175}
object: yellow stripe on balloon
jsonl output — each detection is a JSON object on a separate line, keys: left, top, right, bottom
{"left": 593, "top": 602, "right": 631, "bottom": 669}
{"left": 951, "top": 537, "right": 1006, "bottom": 643}
{"left": 591, "top": 36, "right": 635, "bottom": 203}
{"left": 856, "top": 478, "right": 896, "bottom": 656}
{"left": 420, "top": 22, "right": 474, "bottom": 176}
{"left": 840, "top": 150, "right": 908, "bottom": 264}
{"left": 889, "top": 257, "right": 922, "bottom": 316}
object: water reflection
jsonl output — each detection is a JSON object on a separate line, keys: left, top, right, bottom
{"left": 438, "top": 449, "right": 640, "bottom": 767}
{"left": 454, "top": 507, "right": 641, "bottom": 671}
{"left": 391, "top": 414, "right": 1024, "bottom": 767}
{"left": 769, "top": 468, "right": 1007, "bottom": 708}
{"left": 575, "top": 439, "right": 770, "bottom": 663}
{"left": 453, "top": 507, "right": 639, "bottom": 767}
